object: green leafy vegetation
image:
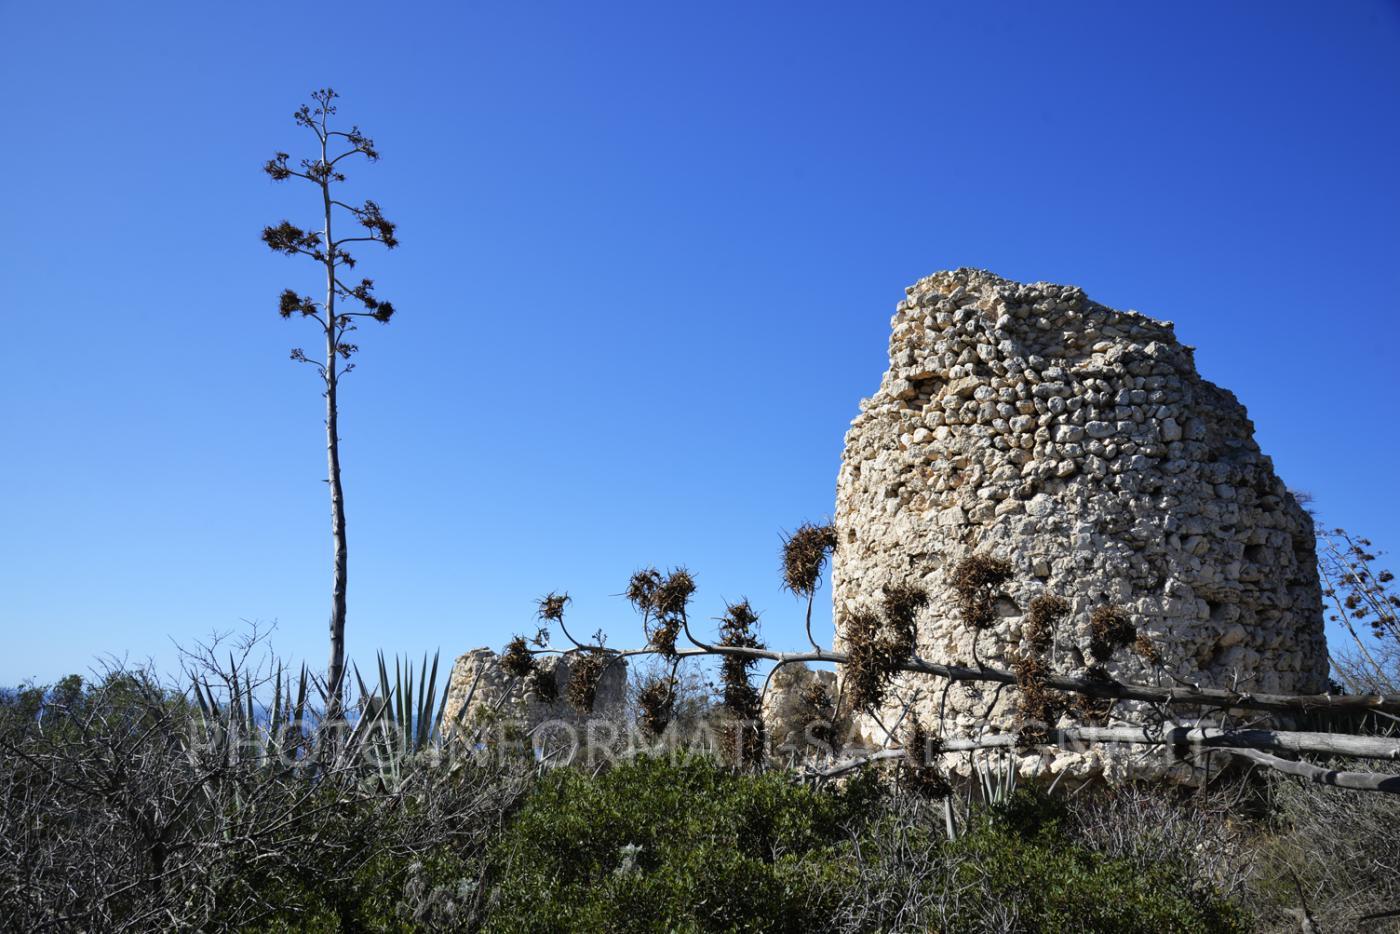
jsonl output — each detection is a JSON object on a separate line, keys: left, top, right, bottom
{"left": 483, "top": 756, "right": 1246, "bottom": 933}
{"left": 485, "top": 754, "right": 877, "bottom": 933}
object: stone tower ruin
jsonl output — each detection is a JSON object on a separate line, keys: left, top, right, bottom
{"left": 832, "top": 269, "right": 1327, "bottom": 760}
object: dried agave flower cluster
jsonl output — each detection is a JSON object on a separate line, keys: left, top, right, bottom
{"left": 1133, "top": 631, "right": 1163, "bottom": 667}
{"left": 1087, "top": 605, "right": 1136, "bottom": 663}
{"left": 530, "top": 666, "right": 559, "bottom": 704}
{"left": 780, "top": 523, "right": 838, "bottom": 596}
{"left": 843, "top": 611, "right": 888, "bottom": 712}
{"left": 881, "top": 585, "right": 929, "bottom": 656}
{"left": 500, "top": 636, "right": 536, "bottom": 679}
{"left": 499, "top": 596, "right": 572, "bottom": 703}
{"left": 717, "top": 601, "right": 764, "bottom": 765}
{"left": 1011, "top": 593, "right": 1070, "bottom": 748}
{"left": 951, "top": 554, "right": 1013, "bottom": 631}
{"left": 636, "top": 675, "right": 677, "bottom": 739}
{"left": 1073, "top": 666, "right": 1117, "bottom": 725}
{"left": 625, "top": 567, "right": 663, "bottom": 612}
{"left": 897, "top": 719, "right": 950, "bottom": 799}
{"left": 626, "top": 567, "right": 695, "bottom": 658}
{"left": 1321, "top": 529, "right": 1400, "bottom": 641}
{"left": 498, "top": 632, "right": 562, "bottom": 702}
{"left": 1023, "top": 594, "right": 1068, "bottom": 655}
{"left": 1011, "top": 650, "right": 1062, "bottom": 748}
{"left": 1318, "top": 527, "right": 1400, "bottom": 692}
{"left": 538, "top": 592, "right": 570, "bottom": 624}
{"left": 565, "top": 650, "right": 609, "bottom": 714}
{"left": 844, "top": 584, "right": 930, "bottom": 712}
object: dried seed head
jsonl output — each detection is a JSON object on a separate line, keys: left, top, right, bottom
{"left": 1132, "top": 632, "right": 1163, "bottom": 667}
{"left": 653, "top": 568, "right": 696, "bottom": 620}
{"left": 717, "top": 601, "right": 765, "bottom": 765}
{"left": 1073, "top": 665, "right": 1116, "bottom": 724}
{"left": 712, "top": 600, "right": 765, "bottom": 764}
{"left": 565, "top": 650, "right": 608, "bottom": 713}
{"left": 647, "top": 617, "right": 682, "bottom": 659}
{"left": 780, "top": 523, "right": 838, "bottom": 597}
{"left": 719, "top": 600, "right": 761, "bottom": 643}
{"left": 1011, "top": 649, "right": 1064, "bottom": 741}
{"left": 636, "top": 676, "right": 676, "bottom": 739}
{"left": 882, "top": 585, "right": 929, "bottom": 655}
{"left": 538, "top": 592, "right": 571, "bottom": 623}
{"left": 625, "top": 567, "right": 664, "bottom": 612}
{"left": 899, "top": 719, "right": 950, "bottom": 799}
{"left": 840, "top": 607, "right": 884, "bottom": 708}
{"left": 530, "top": 665, "right": 559, "bottom": 703}
{"left": 630, "top": 568, "right": 693, "bottom": 658}
{"left": 1088, "top": 605, "right": 1135, "bottom": 662}
{"left": 902, "top": 718, "right": 945, "bottom": 766}
{"left": 797, "top": 681, "right": 837, "bottom": 749}
{"left": 843, "top": 609, "right": 902, "bottom": 712}
{"left": 952, "top": 553, "right": 1013, "bottom": 594}
{"left": 1024, "top": 594, "right": 1069, "bottom": 655}
{"left": 718, "top": 601, "right": 763, "bottom": 723}
{"left": 843, "top": 591, "right": 929, "bottom": 714}
{"left": 501, "top": 636, "right": 537, "bottom": 679}
{"left": 719, "top": 716, "right": 765, "bottom": 768}
{"left": 951, "top": 554, "right": 1013, "bottom": 631}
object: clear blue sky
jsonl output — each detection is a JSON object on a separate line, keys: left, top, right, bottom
{"left": 2, "top": 1, "right": 1398, "bottom": 684}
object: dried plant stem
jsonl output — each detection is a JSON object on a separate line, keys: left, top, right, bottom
{"left": 1225, "top": 747, "right": 1400, "bottom": 794}
{"left": 532, "top": 641, "right": 1400, "bottom": 717}
{"left": 804, "top": 590, "right": 820, "bottom": 652}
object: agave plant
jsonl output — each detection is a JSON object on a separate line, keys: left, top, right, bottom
{"left": 189, "top": 655, "right": 314, "bottom": 769}
{"left": 348, "top": 651, "right": 479, "bottom": 787}
{"left": 188, "top": 648, "right": 471, "bottom": 786}
{"left": 973, "top": 749, "right": 1019, "bottom": 807}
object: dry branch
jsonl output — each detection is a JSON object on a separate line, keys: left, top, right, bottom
{"left": 539, "top": 642, "right": 1400, "bottom": 717}
{"left": 1225, "top": 747, "right": 1400, "bottom": 794}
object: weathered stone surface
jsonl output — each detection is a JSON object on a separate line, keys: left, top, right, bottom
{"left": 440, "top": 647, "right": 627, "bottom": 731}
{"left": 833, "top": 269, "right": 1327, "bottom": 774}
{"left": 761, "top": 664, "right": 848, "bottom": 759}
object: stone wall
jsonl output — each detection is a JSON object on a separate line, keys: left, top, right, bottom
{"left": 832, "top": 269, "right": 1327, "bottom": 768}
{"left": 761, "top": 663, "right": 848, "bottom": 759}
{"left": 441, "top": 648, "right": 627, "bottom": 732}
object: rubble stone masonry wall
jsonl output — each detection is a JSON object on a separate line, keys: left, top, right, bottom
{"left": 832, "top": 269, "right": 1327, "bottom": 768}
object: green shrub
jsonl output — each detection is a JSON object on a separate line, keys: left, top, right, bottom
{"left": 484, "top": 754, "right": 877, "bottom": 933}
{"left": 482, "top": 757, "right": 1247, "bottom": 934}
{"left": 943, "top": 791, "right": 1249, "bottom": 933}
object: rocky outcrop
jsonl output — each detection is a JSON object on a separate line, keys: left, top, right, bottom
{"left": 440, "top": 648, "right": 627, "bottom": 731}
{"left": 833, "top": 269, "right": 1327, "bottom": 772}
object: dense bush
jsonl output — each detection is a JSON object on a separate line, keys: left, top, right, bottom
{"left": 484, "top": 754, "right": 878, "bottom": 932}
{"left": 482, "top": 755, "right": 1247, "bottom": 933}
{"left": 938, "top": 800, "right": 1248, "bottom": 933}
{"left": 0, "top": 665, "right": 529, "bottom": 932}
